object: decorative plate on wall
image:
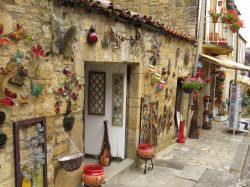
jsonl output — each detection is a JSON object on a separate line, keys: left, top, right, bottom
{"left": 88, "top": 72, "right": 106, "bottom": 115}
{"left": 112, "top": 74, "right": 124, "bottom": 126}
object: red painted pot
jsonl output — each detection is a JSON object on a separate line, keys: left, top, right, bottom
{"left": 83, "top": 164, "right": 105, "bottom": 187}
{"left": 138, "top": 144, "right": 154, "bottom": 159}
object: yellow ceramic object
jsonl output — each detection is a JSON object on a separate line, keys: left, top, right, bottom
{"left": 22, "top": 177, "right": 32, "bottom": 187}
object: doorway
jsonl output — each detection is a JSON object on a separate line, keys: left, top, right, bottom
{"left": 84, "top": 63, "right": 127, "bottom": 159}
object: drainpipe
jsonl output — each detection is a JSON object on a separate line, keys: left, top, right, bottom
{"left": 193, "top": 0, "right": 206, "bottom": 76}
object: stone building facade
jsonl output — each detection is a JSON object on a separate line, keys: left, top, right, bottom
{"left": 0, "top": 0, "right": 197, "bottom": 186}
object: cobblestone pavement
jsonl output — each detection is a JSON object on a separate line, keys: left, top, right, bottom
{"left": 104, "top": 121, "right": 246, "bottom": 187}
{"left": 156, "top": 121, "right": 244, "bottom": 172}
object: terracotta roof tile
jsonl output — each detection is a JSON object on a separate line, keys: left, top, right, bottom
{"left": 58, "top": 0, "right": 196, "bottom": 43}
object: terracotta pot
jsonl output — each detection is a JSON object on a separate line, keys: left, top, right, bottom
{"left": 212, "top": 16, "right": 219, "bottom": 23}
{"left": 138, "top": 144, "right": 154, "bottom": 159}
{"left": 83, "top": 164, "right": 105, "bottom": 187}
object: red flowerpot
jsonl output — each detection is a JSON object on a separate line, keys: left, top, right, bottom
{"left": 83, "top": 164, "right": 105, "bottom": 187}
{"left": 138, "top": 144, "right": 154, "bottom": 159}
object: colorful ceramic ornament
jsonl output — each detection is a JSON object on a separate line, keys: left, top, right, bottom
{"left": 162, "top": 67, "right": 167, "bottom": 76}
{"left": 19, "top": 95, "right": 29, "bottom": 106}
{"left": 9, "top": 24, "right": 25, "bottom": 41}
{"left": 87, "top": 26, "right": 98, "bottom": 45}
{"left": 0, "top": 38, "right": 12, "bottom": 47}
{"left": 102, "top": 33, "right": 110, "bottom": 48}
{"left": 156, "top": 80, "right": 165, "bottom": 92}
{"left": 8, "top": 76, "right": 24, "bottom": 86}
{"left": 12, "top": 49, "right": 24, "bottom": 63}
{"left": 151, "top": 73, "right": 160, "bottom": 85}
{"left": 17, "top": 65, "right": 28, "bottom": 77}
{"left": 32, "top": 45, "right": 45, "bottom": 60}
{"left": 30, "top": 80, "right": 44, "bottom": 97}
{"left": 146, "top": 64, "right": 155, "bottom": 75}
{"left": 0, "top": 88, "right": 17, "bottom": 106}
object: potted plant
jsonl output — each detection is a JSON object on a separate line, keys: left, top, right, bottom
{"left": 182, "top": 77, "right": 206, "bottom": 93}
{"left": 208, "top": 10, "right": 222, "bottom": 23}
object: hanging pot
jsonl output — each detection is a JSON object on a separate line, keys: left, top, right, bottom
{"left": 151, "top": 73, "right": 160, "bottom": 85}
{"left": 0, "top": 111, "right": 6, "bottom": 125}
{"left": 63, "top": 100, "right": 75, "bottom": 131}
{"left": 183, "top": 87, "right": 194, "bottom": 94}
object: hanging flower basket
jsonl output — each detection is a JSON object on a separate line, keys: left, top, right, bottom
{"left": 59, "top": 153, "right": 83, "bottom": 171}
{"left": 58, "top": 130, "right": 84, "bottom": 171}
{"left": 183, "top": 87, "right": 194, "bottom": 94}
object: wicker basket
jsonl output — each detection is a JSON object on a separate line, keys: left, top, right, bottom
{"left": 59, "top": 153, "right": 83, "bottom": 171}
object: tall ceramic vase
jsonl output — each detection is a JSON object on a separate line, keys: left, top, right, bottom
{"left": 63, "top": 100, "right": 75, "bottom": 131}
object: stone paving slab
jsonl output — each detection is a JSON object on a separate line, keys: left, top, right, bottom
{"left": 176, "top": 165, "right": 207, "bottom": 182}
{"left": 166, "top": 176, "right": 196, "bottom": 187}
{"left": 195, "top": 169, "right": 236, "bottom": 187}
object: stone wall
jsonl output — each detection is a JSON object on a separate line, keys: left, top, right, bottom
{"left": 112, "top": 0, "right": 199, "bottom": 36}
{"left": 0, "top": 0, "right": 196, "bottom": 186}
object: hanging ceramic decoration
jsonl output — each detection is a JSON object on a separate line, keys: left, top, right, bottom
{"left": 52, "top": 16, "right": 77, "bottom": 59}
{"left": 87, "top": 26, "right": 98, "bottom": 45}
{"left": 30, "top": 80, "right": 44, "bottom": 97}
{"left": 0, "top": 61, "right": 15, "bottom": 75}
{"left": 162, "top": 67, "right": 167, "bottom": 76}
{"left": 0, "top": 88, "right": 17, "bottom": 106}
{"left": 63, "top": 100, "right": 75, "bottom": 131}
{"left": 0, "top": 111, "right": 6, "bottom": 125}
{"left": 156, "top": 80, "right": 165, "bottom": 92}
{"left": 8, "top": 76, "right": 24, "bottom": 86}
{"left": 145, "top": 64, "right": 155, "bottom": 76}
{"left": 12, "top": 49, "right": 24, "bottom": 63}
{"left": 151, "top": 73, "right": 160, "bottom": 85}
{"left": 8, "top": 24, "right": 25, "bottom": 41}
{"left": 17, "top": 64, "right": 28, "bottom": 77}
{"left": 102, "top": 33, "right": 110, "bottom": 48}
